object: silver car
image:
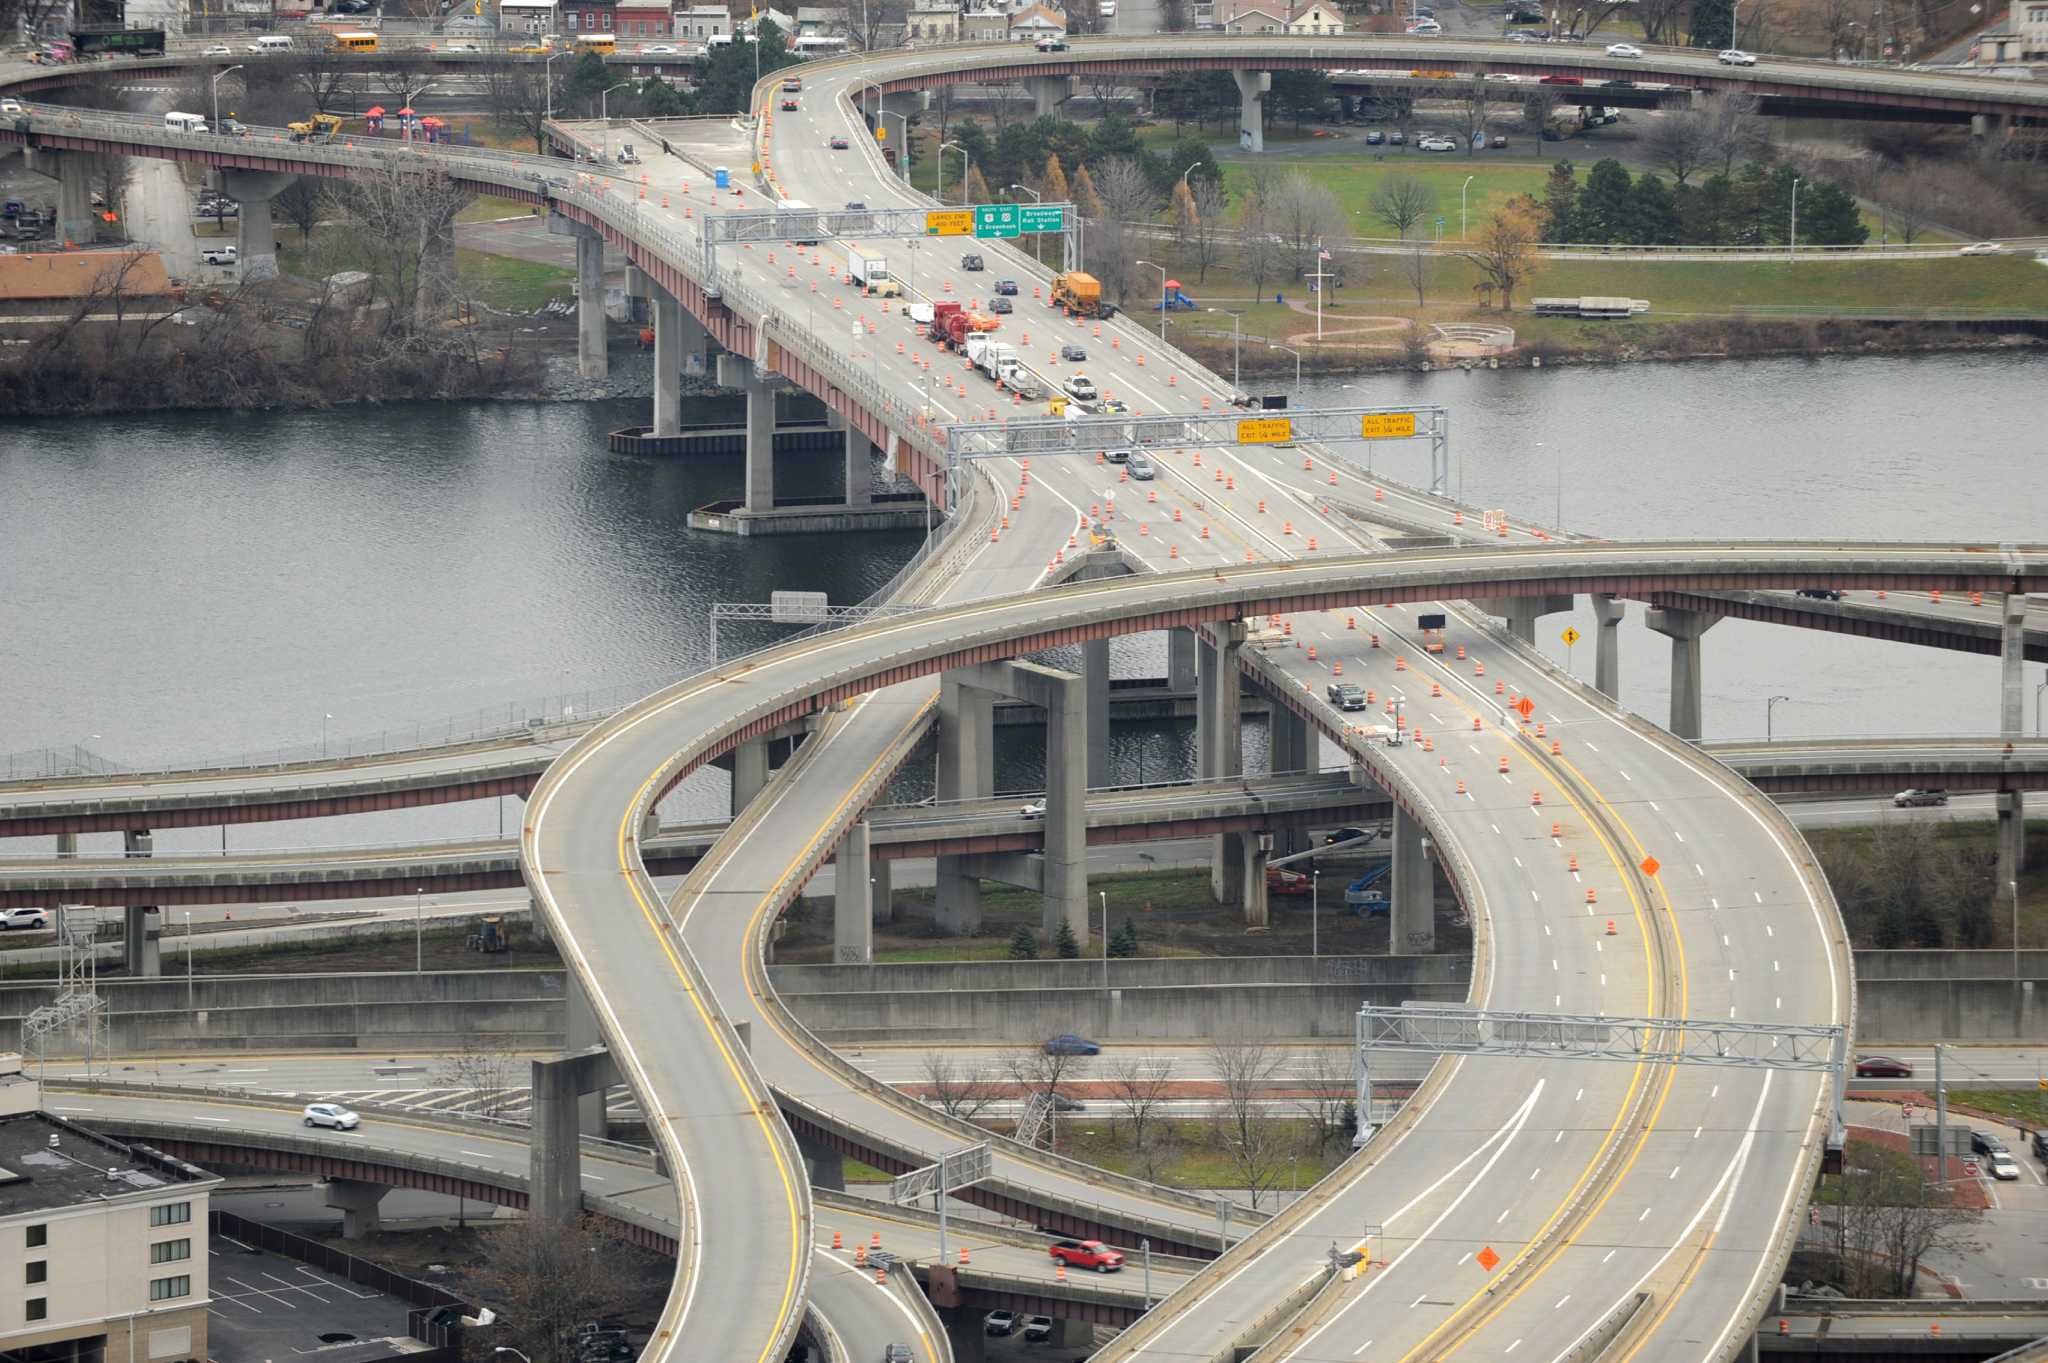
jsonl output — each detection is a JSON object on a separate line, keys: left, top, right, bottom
{"left": 1127, "top": 453, "right": 1156, "bottom": 479}
{"left": 303, "top": 1102, "right": 361, "bottom": 1130}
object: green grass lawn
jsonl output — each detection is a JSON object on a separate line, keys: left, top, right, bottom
{"left": 457, "top": 194, "right": 539, "bottom": 224}
{"left": 1224, "top": 156, "right": 1556, "bottom": 243}
{"left": 1946, "top": 1088, "right": 2048, "bottom": 1128}
{"left": 455, "top": 249, "right": 576, "bottom": 310}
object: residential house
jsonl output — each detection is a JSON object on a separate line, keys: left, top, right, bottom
{"left": 675, "top": 3, "right": 731, "bottom": 39}
{"left": 564, "top": 0, "right": 615, "bottom": 31}
{"left": 1215, "top": 0, "right": 1286, "bottom": 31}
{"left": 794, "top": 4, "right": 846, "bottom": 36}
{"left": 1007, "top": 1, "right": 1065, "bottom": 39}
{"left": 615, "top": 0, "right": 671, "bottom": 36}
{"left": 1285, "top": 0, "right": 1342, "bottom": 32}
{"left": 1975, "top": 0, "right": 2047, "bottom": 59}
{"left": 496, "top": 0, "right": 558, "bottom": 34}
{"left": 962, "top": 6, "right": 1009, "bottom": 39}
{"left": 907, "top": 3, "right": 960, "bottom": 42}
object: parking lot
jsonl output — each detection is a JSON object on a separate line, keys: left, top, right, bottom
{"left": 207, "top": 1234, "right": 425, "bottom": 1363}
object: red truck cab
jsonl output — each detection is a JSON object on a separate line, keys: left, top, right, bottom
{"left": 1049, "top": 1239, "right": 1124, "bottom": 1272}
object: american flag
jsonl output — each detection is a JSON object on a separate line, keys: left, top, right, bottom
{"left": 1318, "top": 248, "right": 1332, "bottom": 261}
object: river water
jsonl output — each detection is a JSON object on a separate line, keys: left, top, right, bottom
{"left": 2, "top": 352, "right": 2042, "bottom": 853}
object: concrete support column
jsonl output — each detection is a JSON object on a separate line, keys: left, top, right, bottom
{"left": 1084, "top": 637, "right": 1111, "bottom": 788}
{"left": 54, "top": 150, "right": 95, "bottom": 245}
{"left": 834, "top": 822, "right": 874, "bottom": 965}
{"left": 563, "top": 974, "right": 608, "bottom": 1137}
{"left": 939, "top": 1307, "right": 989, "bottom": 1363}
{"left": 936, "top": 676, "right": 995, "bottom": 934}
{"left": 576, "top": 230, "right": 607, "bottom": 379}
{"left": 651, "top": 288, "right": 682, "bottom": 438}
{"left": 844, "top": 426, "right": 876, "bottom": 506}
{"left": 744, "top": 372, "right": 776, "bottom": 513}
{"left": 1168, "top": 627, "right": 1198, "bottom": 695}
{"left": 530, "top": 1055, "right": 582, "bottom": 1229}
{"left": 731, "top": 736, "right": 770, "bottom": 816}
{"left": 1997, "top": 792, "right": 2027, "bottom": 885}
{"left": 1590, "top": 594, "right": 1625, "bottom": 700}
{"left": 796, "top": 1133, "right": 846, "bottom": 1191}
{"left": 1024, "top": 74, "right": 1070, "bottom": 119}
{"left": 54, "top": 832, "right": 77, "bottom": 859}
{"left": 1199, "top": 623, "right": 1247, "bottom": 905}
{"left": 2002, "top": 593, "right": 2026, "bottom": 737}
{"left": 1041, "top": 665, "right": 1089, "bottom": 943}
{"left": 1241, "top": 834, "right": 1270, "bottom": 929}
{"left": 1269, "top": 703, "right": 1310, "bottom": 777}
{"left": 324, "top": 1178, "right": 389, "bottom": 1240}
{"left": 123, "top": 829, "right": 152, "bottom": 858}
{"left": 870, "top": 855, "right": 894, "bottom": 924}
{"left": 221, "top": 169, "right": 291, "bottom": 281}
{"left": 1644, "top": 605, "right": 1717, "bottom": 742}
{"left": 123, "top": 906, "right": 161, "bottom": 977}
{"left": 1391, "top": 805, "right": 1433, "bottom": 953}
{"left": 1232, "top": 69, "right": 1270, "bottom": 153}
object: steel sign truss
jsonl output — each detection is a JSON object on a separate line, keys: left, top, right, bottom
{"left": 943, "top": 404, "right": 1449, "bottom": 473}
{"left": 888, "top": 1141, "right": 993, "bottom": 1206}
{"left": 704, "top": 202, "right": 1074, "bottom": 248}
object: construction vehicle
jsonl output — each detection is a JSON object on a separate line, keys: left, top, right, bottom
{"left": 927, "top": 300, "right": 963, "bottom": 345}
{"left": 467, "top": 916, "right": 508, "bottom": 952}
{"left": 1051, "top": 270, "right": 1117, "bottom": 319}
{"left": 1344, "top": 864, "right": 1392, "bottom": 916}
{"left": 845, "top": 245, "right": 900, "bottom": 297}
{"left": 288, "top": 112, "right": 344, "bottom": 142}
{"left": 966, "top": 333, "right": 1020, "bottom": 384}
{"left": 1154, "top": 279, "right": 1196, "bottom": 311}
{"left": 939, "top": 309, "right": 998, "bottom": 352}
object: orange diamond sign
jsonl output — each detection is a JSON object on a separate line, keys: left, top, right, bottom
{"left": 1516, "top": 696, "right": 1535, "bottom": 720}
{"left": 1640, "top": 856, "right": 1661, "bottom": 877}
{"left": 1476, "top": 1246, "right": 1501, "bottom": 1272}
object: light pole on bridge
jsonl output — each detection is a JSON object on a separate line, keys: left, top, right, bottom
{"left": 1269, "top": 343, "right": 1301, "bottom": 390}
{"left": 543, "top": 50, "right": 569, "bottom": 122}
{"left": 600, "top": 81, "right": 631, "bottom": 164}
{"left": 1766, "top": 694, "right": 1791, "bottom": 742}
{"left": 208, "top": 65, "right": 242, "bottom": 132}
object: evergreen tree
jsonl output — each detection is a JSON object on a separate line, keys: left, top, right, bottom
{"left": 1540, "top": 160, "right": 1578, "bottom": 242}
{"left": 1574, "top": 158, "right": 1635, "bottom": 243}
{"left": 562, "top": 51, "right": 612, "bottom": 116}
{"left": 1008, "top": 924, "right": 1039, "bottom": 960}
{"left": 1054, "top": 918, "right": 1081, "bottom": 959}
{"left": 1626, "top": 173, "right": 1679, "bottom": 245}
{"left": 1111, "top": 917, "right": 1140, "bottom": 958}
{"left": 1797, "top": 181, "right": 1869, "bottom": 246}
{"left": 1690, "top": 0, "right": 1734, "bottom": 47}
{"left": 637, "top": 75, "right": 691, "bottom": 118}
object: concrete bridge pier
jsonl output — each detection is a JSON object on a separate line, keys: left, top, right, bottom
{"left": 1644, "top": 605, "right": 1718, "bottom": 741}
{"left": 1024, "top": 75, "right": 1070, "bottom": 119}
{"left": 2001, "top": 593, "right": 2028, "bottom": 883}
{"left": 1268, "top": 701, "right": 1312, "bottom": 856}
{"left": 530, "top": 1046, "right": 624, "bottom": 1229}
{"left": 122, "top": 906, "right": 161, "bottom": 977}
{"left": 1084, "top": 637, "right": 1111, "bottom": 787}
{"left": 576, "top": 230, "right": 608, "bottom": 378}
{"left": 324, "top": 1178, "right": 389, "bottom": 1239}
{"left": 939, "top": 1307, "right": 988, "bottom": 1363}
{"left": 844, "top": 425, "right": 876, "bottom": 506}
{"left": 870, "top": 854, "right": 894, "bottom": 924}
{"left": 1391, "top": 805, "right": 1433, "bottom": 952}
{"left": 123, "top": 829, "right": 152, "bottom": 858}
{"left": 716, "top": 352, "right": 785, "bottom": 514}
{"left": 221, "top": 169, "right": 292, "bottom": 280}
{"left": 731, "top": 735, "right": 771, "bottom": 814}
{"left": 794, "top": 1131, "right": 845, "bottom": 1191}
{"left": 1242, "top": 832, "right": 1271, "bottom": 929}
{"left": 1232, "top": 70, "right": 1270, "bottom": 153}
{"left": 950, "top": 660, "right": 1089, "bottom": 941}
{"left": 1590, "top": 593, "right": 1625, "bottom": 699}
{"left": 936, "top": 675, "right": 996, "bottom": 933}
{"left": 54, "top": 833, "right": 77, "bottom": 859}
{"left": 563, "top": 973, "right": 610, "bottom": 1137}
{"left": 1479, "top": 593, "right": 1574, "bottom": 646}
{"left": 651, "top": 288, "right": 683, "bottom": 438}
{"left": 1198, "top": 622, "right": 1248, "bottom": 908}
{"left": 834, "top": 821, "right": 874, "bottom": 964}
{"left": 1168, "top": 627, "right": 1198, "bottom": 695}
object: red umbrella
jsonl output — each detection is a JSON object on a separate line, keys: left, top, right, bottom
{"left": 365, "top": 105, "right": 385, "bottom": 116}
{"left": 420, "top": 115, "right": 445, "bottom": 127}
{"left": 396, "top": 106, "right": 416, "bottom": 116}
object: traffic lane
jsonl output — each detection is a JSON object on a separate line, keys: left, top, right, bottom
{"left": 808, "top": 1249, "right": 939, "bottom": 1363}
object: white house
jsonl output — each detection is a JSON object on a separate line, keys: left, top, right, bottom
{"left": 497, "top": 0, "right": 558, "bottom": 34}
{"left": 1216, "top": 0, "right": 1287, "bottom": 32}
{"left": 675, "top": 3, "right": 730, "bottom": 39}
{"left": 906, "top": 2, "right": 960, "bottom": 42}
{"left": 1285, "top": 0, "right": 1343, "bottom": 33}
{"left": 962, "top": 7, "right": 1010, "bottom": 39}
{"left": 1007, "top": 2, "right": 1066, "bottom": 39}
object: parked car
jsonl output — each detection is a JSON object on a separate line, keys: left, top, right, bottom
{"left": 1060, "top": 342, "right": 1087, "bottom": 361}
{"left": 1605, "top": 41, "right": 1644, "bottom": 56}
{"left": 2032, "top": 1130, "right": 2048, "bottom": 1163}
{"left": 642, "top": 43, "right": 679, "bottom": 52}
{"left": 1127, "top": 452, "right": 1156, "bottom": 479}
{"left": 1365, "top": 129, "right": 1385, "bottom": 144}
{"left": 303, "top": 1102, "right": 360, "bottom": 1130}
{"left": 1044, "top": 1034, "right": 1100, "bottom": 1056}
{"left": 984, "top": 1312, "right": 1018, "bottom": 1336}
{"left": 1718, "top": 47, "right": 1757, "bottom": 64}
{"left": 1490, "top": 133, "right": 1509, "bottom": 147}
{"left": 1049, "top": 1239, "right": 1125, "bottom": 1272}
{"left": 1328, "top": 682, "right": 1368, "bottom": 710}
{"left": 200, "top": 245, "right": 238, "bottom": 266}
{"left": 1418, "top": 135, "right": 1458, "bottom": 151}
{"left": 0, "top": 908, "right": 49, "bottom": 930}
{"left": 1853, "top": 1055, "right": 1913, "bottom": 1078}
{"left": 1022, "top": 1317, "right": 1055, "bottom": 1343}
{"left": 961, "top": 253, "right": 984, "bottom": 271}
{"left": 1388, "top": 129, "right": 1406, "bottom": 144}
{"left": 1892, "top": 788, "right": 1949, "bottom": 807}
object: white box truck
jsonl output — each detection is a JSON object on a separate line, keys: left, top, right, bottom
{"left": 846, "top": 245, "right": 900, "bottom": 297}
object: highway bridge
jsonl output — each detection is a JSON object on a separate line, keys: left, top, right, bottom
{"left": 7, "top": 36, "right": 2047, "bottom": 1363}
{"left": 3, "top": 738, "right": 2042, "bottom": 911}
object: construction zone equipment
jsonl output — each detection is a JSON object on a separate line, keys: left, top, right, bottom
{"left": 288, "top": 112, "right": 345, "bottom": 142}
{"left": 1051, "top": 270, "right": 1116, "bottom": 319}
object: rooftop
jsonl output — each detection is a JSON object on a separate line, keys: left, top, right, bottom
{"left": 0, "top": 1111, "right": 216, "bottom": 1219}
{"left": 0, "top": 251, "right": 171, "bottom": 301}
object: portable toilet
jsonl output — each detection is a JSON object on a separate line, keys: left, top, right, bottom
{"left": 714, "top": 165, "right": 731, "bottom": 190}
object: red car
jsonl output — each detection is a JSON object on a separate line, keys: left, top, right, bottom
{"left": 780, "top": 98, "right": 799, "bottom": 111}
{"left": 1854, "top": 1055, "right": 1914, "bottom": 1078}
{"left": 1050, "top": 1239, "right": 1123, "bottom": 1272}
{"left": 1539, "top": 74, "right": 1585, "bottom": 85}
{"left": 829, "top": 135, "right": 849, "bottom": 149}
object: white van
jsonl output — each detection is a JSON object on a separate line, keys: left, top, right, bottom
{"left": 164, "top": 111, "right": 210, "bottom": 133}
{"left": 247, "top": 34, "right": 295, "bottom": 52}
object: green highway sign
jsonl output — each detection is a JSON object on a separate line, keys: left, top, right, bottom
{"left": 1018, "top": 204, "right": 1065, "bottom": 234}
{"left": 974, "top": 203, "right": 1021, "bottom": 239}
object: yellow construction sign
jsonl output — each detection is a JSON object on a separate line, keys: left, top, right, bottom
{"left": 925, "top": 210, "right": 973, "bottom": 236}
{"left": 1236, "top": 416, "right": 1293, "bottom": 444}
{"left": 1360, "top": 411, "right": 1418, "bottom": 439}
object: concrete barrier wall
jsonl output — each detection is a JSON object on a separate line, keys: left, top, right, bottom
{"left": 0, "top": 969, "right": 568, "bottom": 1055}
{"left": 767, "top": 954, "right": 1470, "bottom": 995}
{"left": 1856, "top": 977, "right": 2040, "bottom": 1043}
{"left": 1851, "top": 949, "right": 2048, "bottom": 981}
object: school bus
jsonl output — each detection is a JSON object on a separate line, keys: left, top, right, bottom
{"left": 330, "top": 30, "right": 378, "bottom": 51}
{"left": 574, "top": 32, "right": 615, "bottom": 54}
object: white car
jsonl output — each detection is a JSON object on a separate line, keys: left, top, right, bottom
{"left": 200, "top": 43, "right": 234, "bottom": 55}
{"left": 0, "top": 907, "right": 50, "bottom": 930}
{"left": 1606, "top": 41, "right": 1644, "bottom": 57}
{"left": 1987, "top": 1151, "right": 2020, "bottom": 1180}
{"left": 1718, "top": 48, "right": 1756, "bottom": 64}
{"left": 641, "top": 42, "right": 679, "bottom": 52}
{"left": 984, "top": 1311, "right": 1017, "bottom": 1336}
{"left": 1959, "top": 241, "right": 2005, "bottom": 255}
{"left": 0, "top": 98, "right": 22, "bottom": 114}
{"left": 1418, "top": 135, "right": 1458, "bottom": 151}
{"left": 303, "top": 1102, "right": 360, "bottom": 1130}
{"left": 1407, "top": 19, "right": 1442, "bottom": 33}
{"left": 1022, "top": 1317, "right": 1055, "bottom": 1343}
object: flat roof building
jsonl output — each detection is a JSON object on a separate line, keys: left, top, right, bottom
{"left": 0, "top": 1054, "right": 220, "bottom": 1363}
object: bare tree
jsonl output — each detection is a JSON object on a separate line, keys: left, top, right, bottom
{"left": 1877, "top": 166, "right": 1935, "bottom": 244}
{"left": 1449, "top": 78, "right": 1491, "bottom": 156}
{"left": 1294, "top": 1048, "right": 1357, "bottom": 1156}
{"left": 1520, "top": 85, "right": 1561, "bottom": 135}
{"left": 1401, "top": 244, "right": 1430, "bottom": 307}
{"left": 435, "top": 1036, "right": 521, "bottom": 1119}
{"left": 1006, "top": 1046, "right": 1091, "bottom": 1151}
{"left": 1704, "top": 92, "right": 1770, "bottom": 179}
{"left": 464, "top": 1217, "right": 668, "bottom": 1363}
{"left": 320, "top": 162, "right": 474, "bottom": 334}
{"left": 1820, "top": 0, "right": 1863, "bottom": 56}
{"left": 1461, "top": 195, "right": 1543, "bottom": 310}
{"left": 1104, "top": 1056, "right": 1175, "bottom": 1173}
{"left": 1267, "top": 170, "right": 1343, "bottom": 281}
{"left": 289, "top": 52, "right": 359, "bottom": 115}
{"left": 1824, "top": 1139, "right": 1980, "bottom": 1298}
{"left": 1206, "top": 1038, "right": 1294, "bottom": 1210}
{"left": 483, "top": 58, "right": 562, "bottom": 153}
{"left": 1369, "top": 173, "right": 1436, "bottom": 240}
{"left": 1187, "top": 178, "right": 1230, "bottom": 284}
{"left": 1236, "top": 183, "right": 1283, "bottom": 298}
{"left": 273, "top": 177, "right": 322, "bottom": 246}
{"left": 1160, "top": 0, "right": 1191, "bottom": 29}
{"left": 1089, "top": 155, "right": 1159, "bottom": 307}
{"left": 921, "top": 1052, "right": 999, "bottom": 1121}
{"left": 1644, "top": 109, "right": 1714, "bottom": 188}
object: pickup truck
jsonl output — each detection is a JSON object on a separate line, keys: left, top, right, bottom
{"left": 1327, "top": 682, "right": 1368, "bottom": 711}
{"left": 1049, "top": 1239, "right": 1123, "bottom": 1272}
{"left": 1063, "top": 374, "right": 1098, "bottom": 401}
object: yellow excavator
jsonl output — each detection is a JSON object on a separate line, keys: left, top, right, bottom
{"left": 287, "top": 112, "right": 345, "bottom": 142}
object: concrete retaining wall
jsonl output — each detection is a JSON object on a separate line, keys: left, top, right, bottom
{"left": 0, "top": 969, "right": 568, "bottom": 1054}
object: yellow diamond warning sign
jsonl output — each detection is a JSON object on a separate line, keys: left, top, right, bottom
{"left": 1360, "top": 411, "right": 1418, "bottom": 439}
{"left": 1236, "top": 416, "right": 1293, "bottom": 444}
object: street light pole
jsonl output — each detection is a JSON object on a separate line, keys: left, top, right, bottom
{"left": 1460, "top": 173, "right": 1473, "bottom": 239}
{"left": 600, "top": 81, "right": 630, "bottom": 163}
{"left": 1100, "top": 889, "right": 1110, "bottom": 994}
{"left": 321, "top": 711, "right": 331, "bottom": 757}
{"left": 938, "top": 140, "right": 967, "bottom": 203}
{"left": 209, "top": 65, "right": 242, "bottom": 131}
{"left": 1136, "top": 258, "right": 1166, "bottom": 340}
{"left": 1766, "top": 694, "right": 1790, "bottom": 741}
{"left": 1179, "top": 159, "right": 1203, "bottom": 196}
{"left": 1269, "top": 343, "right": 1301, "bottom": 390}
{"left": 1311, "top": 868, "right": 1319, "bottom": 962}
{"left": 1789, "top": 176, "right": 1802, "bottom": 263}
{"left": 415, "top": 886, "right": 425, "bottom": 973}
{"left": 544, "top": 50, "right": 568, "bottom": 121}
